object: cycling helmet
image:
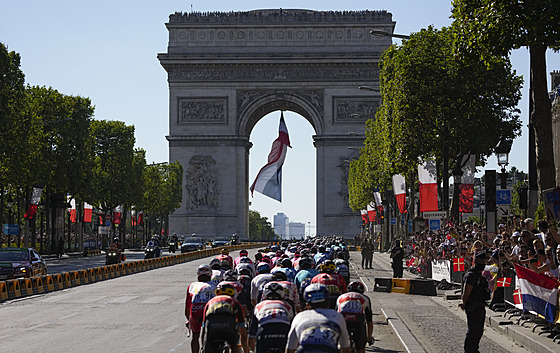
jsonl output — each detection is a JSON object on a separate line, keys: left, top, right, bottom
{"left": 239, "top": 256, "right": 252, "bottom": 264}
{"left": 271, "top": 270, "right": 288, "bottom": 281}
{"left": 298, "top": 257, "right": 313, "bottom": 270}
{"left": 224, "top": 269, "right": 237, "bottom": 281}
{"left": 281, "top": 258, "right": 293, "bottom": 268}
{"left": 209, "top": 258, "right": 221, "bottom": 270}
{"left": 262, "top": 282, "right": 286, "bottom": 300}
{"left": 304, "top": 283, "right": 329, "bottom": 304}
{"left": 197, "top": 264, "right": 212, "bottom": 278}
{"left": 238, "top": 267, "right": 252, "bottom": 276}
{"left": 220, "top": 259, "right": 231, "bottom": 270}
{"left": 221, "top": 248, "right": 229, "bottom": 255}
{"left": 239, "top": 249, "right": 248, "bottom": 256}
{"left": 215, "top": 283, "right": 236, "bottom": 297}
{"left": 319, "top": 260, "right": 336, "bottom": 273}
{"left": 348, "top": 281, "right": 366, "bottom": 294}
{"left": 256, "top": 262, "right": 271, "bottom": 274}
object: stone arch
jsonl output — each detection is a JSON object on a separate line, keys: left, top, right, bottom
{"left": 159, "top": 9, "right": 393, "bottom": 239}
{"left": 237, "top": 92, "right": 324, "bottom": 137}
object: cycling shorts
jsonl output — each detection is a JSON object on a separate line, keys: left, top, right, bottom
{"left": 189, "top": 305, "right": 205, "bottom": 334}
{"left": 343, "top": 313, "right": 367, "bottom": 350}
{"left": 255, "top": 322, "right": 291, "bottom": 353}
{"left": 203, "top": 314, "right": 239, "bottom": 352}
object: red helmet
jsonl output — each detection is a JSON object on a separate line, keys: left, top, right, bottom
{"left": 348, "top": 281, "right": 365, "bottom": 294}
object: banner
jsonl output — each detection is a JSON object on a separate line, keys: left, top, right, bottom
{"left": 542, "top": 187, "right": 560, "bottom": 221}
{"left": 431, "top": 260, "right": 451, "bottom": 282}
{"left": 418, "top": 159, "right": 438, "bottom": 212}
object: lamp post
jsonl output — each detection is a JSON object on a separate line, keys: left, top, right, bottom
{"left": 495, "top": 138, "right": 513, "bottom": 189}
{"left": 7, "top": 198, "right": 13, "bottom": 247}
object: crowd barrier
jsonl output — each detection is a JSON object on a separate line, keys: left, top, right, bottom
{"left": 0, "top": 242, "right": 267, "bottom": 302}
{"left": 407, "top": 257, "right": 560, "bottom": 336}
{"left": 373, "top": 277, "right": 437, "bottom": 296}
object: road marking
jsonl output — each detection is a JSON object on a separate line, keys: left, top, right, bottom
{"left": 169, "top": 336, "right": 190, "bottom": 352}
{"left": 349, "top": 261, "right": 371, "bottom": 292}
{"left": 107, "top": 295, "right": 137, "bottom": 303}
{"left": 142, "top": 296, "right": 169, "bottom": 304}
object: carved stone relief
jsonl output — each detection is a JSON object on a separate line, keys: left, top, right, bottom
{"left": 338, "top": 156, "right": 354, "bottom": 210}
{"left": 167, "top": 65, "right": 379, "bottom": 82}
{"left": 333, "top": 97, "right": 380, "bottom": 122}
{"left": 178, "top": 98, "right": 227, "bottom": 123}
{"left": 185, "top": 155, "right": 219, "bottom": 210}
{"left": 237, "top": 89, "right": 323, "bottom": 116}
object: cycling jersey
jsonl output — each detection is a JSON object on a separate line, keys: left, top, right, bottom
{"left": 216, "top": 254, "right": 234, "bottom": 269}
{"left": 295, "top": 269, "right": 319, "bottom": 291}
{"left": 271, "top": 267, "right": 297, "bottom": 283}
{"left": 286, "top": 308, "right": 350, "bottom": 352}
{"left": 236, "top": 262, "right": 256, "bottom": 277}
{"left": 250, "top": 273, "right": 273, "bottom": 302}
{"left": 202, "top": 295, "right": 245, "bottom": 353}
{"left": 211, "top": 269, "right": 225, "bottom": 286}
{"left": 234, "top": 255, "right": 253, "bottom": 267}
{"left": 313, "top": 252, "right": 329, "bottom": 265}
{"left": 248, "top": 299, "right": 294, "bottom": 337}
{"left": 274, "top": 280, "right": 300, "bottom": 310}
{"left": 185, "top": 281, "right": 216, "bottom": 333}
{"left": 333, "top": 259, "right": 350, "bottom": 284}
{"left": 336, "top": 292, "right": 373, "bottom": 350}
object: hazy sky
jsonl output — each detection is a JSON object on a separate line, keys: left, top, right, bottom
{"left": 1, "top": 1, "right": 558, "bottom": 236}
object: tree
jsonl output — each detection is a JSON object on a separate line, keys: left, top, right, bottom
{"left": 349, "top": 26, "right": 522, "bottom": 213}
{"left": 452, "top": 0, "right": 560, "bottom": 195}
{"left": 142, "top": 162, "right": 183, "bottom": 237}
{"left": 248, "top": 210, "right": 276, "bottom": 240}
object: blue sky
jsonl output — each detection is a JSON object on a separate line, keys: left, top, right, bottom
{"left": 1, "top": 1, "right": 558, "bottom": 235}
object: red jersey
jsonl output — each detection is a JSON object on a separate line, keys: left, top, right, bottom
{"left": 311, "top": 273, "right": 348, "bottom": 297}
{"left": 203, "top": 295, "right": 245, "bottom": 325}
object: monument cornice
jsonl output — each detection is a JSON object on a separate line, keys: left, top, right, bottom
{"left": 168, "top": 9, "right": 393, "bottom": 24}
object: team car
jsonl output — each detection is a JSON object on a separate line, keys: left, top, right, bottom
{"left": 0, "top": 248, "right": 48, "bottom": 280}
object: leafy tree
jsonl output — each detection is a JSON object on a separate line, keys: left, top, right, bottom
{"left": 249, "top": 210, "right": 276, "bottom": 240}
{"left": 452, "top": 0, "right": 560, "bottom": 195}
{"left": 142, "top": 162, "right": 183, "bottom": 237}
{"left": 349, "top": 26, "right": 522, "bottom": 212}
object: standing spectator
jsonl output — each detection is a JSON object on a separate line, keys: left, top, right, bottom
{"left": 360, "top": 240, "right": 372, "bottom": 269}
{"left": 390, "top": 240, "right": 404, "bottom": 278}
{"left": 459, "top": 251, "right": 491, "bottom": 353}
{"left": 57, "top": 237, "right": 64, "bottom": 258}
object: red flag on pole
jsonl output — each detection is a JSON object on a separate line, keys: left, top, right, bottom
{"left": 68, "top": 197, "right": 77, "bottom": 223}
{"left": 392, "top": 174, "right": 407, "bottom": 214}
{"left": 418, "top": 159, "right": 438, "bottom": 212}
{"left": 24, "top": 187, "right": 43, "bottom": 219}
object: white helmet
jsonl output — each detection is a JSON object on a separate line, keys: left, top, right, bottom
{"left": 197, "top": 264, "right": 212, "bottom": 277}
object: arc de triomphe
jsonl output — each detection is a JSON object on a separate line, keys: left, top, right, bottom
{"left": 158, "top": 9, "right": 394, "bottom": 238}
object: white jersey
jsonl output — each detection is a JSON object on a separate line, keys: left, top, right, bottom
{"left": 211, "top": 269, "right": 225, "bottom": 286}
{"left": 250, "top": 273, "right": 273, "bottom": 301}
{"left": 286, "top": 308, "right": 350, "bottom": 351}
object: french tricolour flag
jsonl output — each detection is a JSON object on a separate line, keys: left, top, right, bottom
{"left": 515, "top": 265, "right": 560, "bottom": 322}
{"left": 250, "top": 112, "right": 291, "bottom": 202}
{"left": 392, "top": 174, "right": 406, "bottom": 214}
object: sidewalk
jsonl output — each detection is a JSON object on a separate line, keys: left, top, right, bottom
{"left": 351, "top": 251, "right": 558, "bottom": 353}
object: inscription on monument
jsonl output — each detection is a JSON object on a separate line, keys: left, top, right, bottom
{"left": 178, "top": 98, "right": 227, "bottom": 123}
{"left": 185, "top": 155, "right": 219, "bottom": 211}
{"left": 333, "top": 97, "right": 380, "bottom": 122}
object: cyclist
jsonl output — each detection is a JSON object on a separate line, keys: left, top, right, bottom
{"left": 335, "top": 281, "right": 374, "bottom": 353}
{"left": 201, "top": 282, "right": 249, "bottom": 353}
{"left": 236, "top": 257, "right": 256, "bottom": 278}
{"left": 313, "top": 245, "right": 330, "bottom": 265}
{"left": 270, "top": 271, "right": 301, "bottom": 312}
{"left": 333, "top": 252, "right": 351, "bottom": 285}
{"left": 250, "top": 262, "right": 273, "bottom": 306}
{"left": 286, "top": 283, "right": 351, "bottom": 353}
{"left": 234, "top": 249, "right": 252, "bottom": 266}
{"left": 185, "top": 265, "right": 216, "bottom": 353}
{"left": 248, "top": 282, "right": 295, "bottom": 353}
{"left": 217, "top": 248, "right": 234, "bottom": 269}
{"left": 210, "top": 258, "right": 225, "bottom": 286}
{"left": 311, "top": 260, "right": 347, "bottom": 308}
{"left": 271, "top": 258, "right": 297, "bottom": 282}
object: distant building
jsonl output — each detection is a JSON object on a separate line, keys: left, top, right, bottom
{"left": 289, "top": 222, "right": 306, "bottom": 240}
{"left": 274, "top": 213, "right": 290, "bottom": 240}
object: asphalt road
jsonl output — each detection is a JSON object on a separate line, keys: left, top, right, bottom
{"left": 0, "top": 248, "right": 408, "bottom": 353}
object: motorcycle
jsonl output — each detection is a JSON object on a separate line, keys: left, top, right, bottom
{"left": 145, "top": 241, "right": 161, "bottom": 259}
{"left": 169, "top": 241, "right": 177, "bottom": 253}
{"left": 105, "top": 249, "right": 125, "bottom": 265}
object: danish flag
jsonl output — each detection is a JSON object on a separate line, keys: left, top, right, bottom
{"left": 453, "top": 257, "right": 465, "bottom": 272}
{"left": 496, "top": 277, "right": 512, "bottom": 287}
{"left": 513, "top": 289, "right": 522, "bottom": 306}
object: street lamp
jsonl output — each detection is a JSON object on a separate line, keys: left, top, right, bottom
{"left": 495, "top": 138, "right": 513, "bottom": 189}
{"left": 370, "top": 30, "right": 411, "bottom": 40}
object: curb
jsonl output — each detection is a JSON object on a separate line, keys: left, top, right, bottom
{"left": 487, "top": 314, "right": 560, "bottom": 353}
{"left": 381, "top": 308, "right": 426, "bottom": 353}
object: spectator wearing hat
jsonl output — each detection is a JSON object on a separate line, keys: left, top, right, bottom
{"left": 460, "top": 251, "right": 491, "bottom": 353}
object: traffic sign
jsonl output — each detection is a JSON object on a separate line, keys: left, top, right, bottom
{"left": 105, "top": 220, "right": 111, "bottom": 227}
{"left": 3, "top": 224, "right": 19, "bottom": 235}
{"left": 496, "top": 189, "right": 512, "bottom": 205}
{"left": 390, "top": 218, "right": 397, "bottom": 225}
{"left": 429, "top": 219, "right": 441, "bottom": 231}
{"left": 497, "top": 205, "right": 510, "bottom": 218}
{"left": 408, "top": 219, "right": 413, "bottom": 233}
{"left": 423, "top": 211, "right": 446, "bottom": 219}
